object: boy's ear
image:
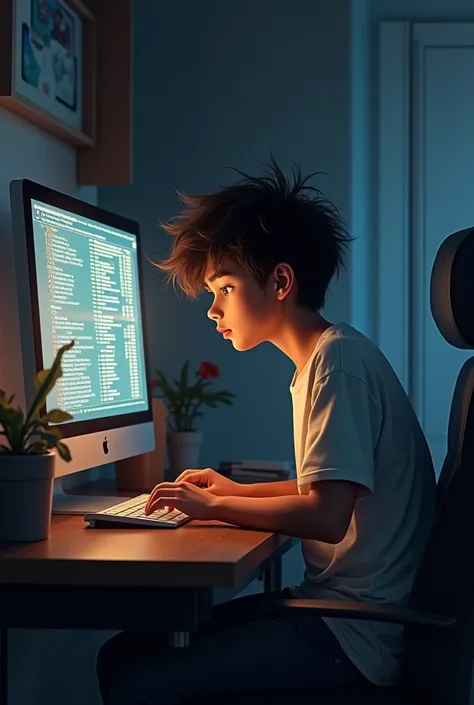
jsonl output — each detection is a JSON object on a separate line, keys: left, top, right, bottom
{"left": 272, "top": 263, "right": 294, "bottom": 298}
{"left": 274, "top": 276, "right": 285, "bottom": 292}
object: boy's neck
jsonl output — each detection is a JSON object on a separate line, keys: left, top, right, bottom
{"left": 270, "top": 309, "right": 333, "bottom": 374}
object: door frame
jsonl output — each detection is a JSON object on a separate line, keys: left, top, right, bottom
{"left": 378, "top": 21, "right": 474, "bottom": 429}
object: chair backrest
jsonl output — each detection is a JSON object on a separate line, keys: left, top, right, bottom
{"left": 404, "top": 227, "right": 474, "bottom": 705}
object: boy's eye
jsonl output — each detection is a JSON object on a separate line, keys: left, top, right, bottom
{"left": 220, "top": 285, "right": 234, "bottom": 297}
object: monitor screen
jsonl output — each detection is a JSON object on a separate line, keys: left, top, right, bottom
{"left": 29, "top": 198, "right": 149, "bottom": 427}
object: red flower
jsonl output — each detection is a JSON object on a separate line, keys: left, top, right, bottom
{"left": 150, "top": 378, "right": 161, "bottom": 390}
{"left": 199, "top": 361, "right": 219, "bottom": 379}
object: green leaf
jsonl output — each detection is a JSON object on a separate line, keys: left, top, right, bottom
{"left": 0, "top": 405, "right": 22, "bottom": 428}
{"left": 179, "top": 360, "right": 189, "bottom": 392}
{"left": 156, "top": 369, "right": 179, "bottom": 404}
{"left": 39, "top": 431, "right": 63, "bottom": 448}
{"left": 0, "top": 392, "right": 15, "bottom": 408}
{"left": 39, "top": 424, "right": 62, "bottom": 438}
{"left": 26, "top": 441, "right": 49, "bottom": 454}
{"left": 41, "top": 409, "right": 74, "bottom": 424}
{"left": 56, "top": 441, "right": 72, "bottom": 462}
{"left": 25, "top": 340, "right": 75, "bottom": 428}
{"left": 33, "top": 369, "right": 50, "bottom": 392}
{"left": 9, "top": 407, "right": 26, "bottom": 452}
{"left": 22, "top": 418, "right": 46, "bottom": 436}
{"left": 0, "top": 405, "right": 24, "bottom": 451}
{"left": 209, "top": 391, "right": 235, "bottom": 403}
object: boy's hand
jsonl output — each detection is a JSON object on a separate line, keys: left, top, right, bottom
{"left": 144, "top": 481, "right": 218, "bottom": 519}
{"left": 175, "top": 467, "right": 240, "bottom": 496}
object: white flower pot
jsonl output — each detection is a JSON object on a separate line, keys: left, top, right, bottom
{"left": 167, "top": 431, "right": 203, "bottom": 480}
{"left": 0, "top": 452, "right": 55, "bottom": 542}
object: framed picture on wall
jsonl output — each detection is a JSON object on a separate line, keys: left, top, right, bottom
{"left": 0, "top": 0, "right": 96, "bottom": 146}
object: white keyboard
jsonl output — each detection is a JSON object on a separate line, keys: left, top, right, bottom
{"left": 84, "top": 494, "right": 190, "bottom": 529}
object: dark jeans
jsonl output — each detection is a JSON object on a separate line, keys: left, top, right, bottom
{"left": 96, "top": 588, "right": 366, "bottom": 705}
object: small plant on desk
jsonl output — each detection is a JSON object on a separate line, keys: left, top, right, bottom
{"left": 0, "top": 340, "right": 75, "bottom": 458}
{"left": 151, "top": 360, "right": 235, "bottom": 432}
{"left": 151, "top": 360, "right": 235, "bottom": 478}
{"left": 0, "top": 340, "right": 75, "bottom": 542}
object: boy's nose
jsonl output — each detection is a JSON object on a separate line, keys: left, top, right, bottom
{"left": 207, "top": 304, "right": 221, "bottom": 321}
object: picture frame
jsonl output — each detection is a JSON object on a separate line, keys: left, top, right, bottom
{"left": 0, "top": 0, "right": 96, "bottom": 146}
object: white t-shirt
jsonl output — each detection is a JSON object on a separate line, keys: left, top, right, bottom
{"left": 289, "top": 323, "right": 436, "bottom": 686}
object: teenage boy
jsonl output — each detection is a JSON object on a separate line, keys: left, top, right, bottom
{"left": 97, "top": 160, "right": 436, "bottom": 705}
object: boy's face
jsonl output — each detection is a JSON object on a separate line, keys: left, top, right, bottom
{"left": 204, "top": 259, "right": 282, "bottom": 351}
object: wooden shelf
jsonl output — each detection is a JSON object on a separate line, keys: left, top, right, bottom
{"left": 77, "top": 0, "right": 133, "bottom": 185}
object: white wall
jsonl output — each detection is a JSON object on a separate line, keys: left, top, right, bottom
{"left": 0, "top": 107, "right": 105, "bottom": 704}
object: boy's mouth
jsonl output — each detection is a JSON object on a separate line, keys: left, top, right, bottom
{"left": 217, "top": 327, "right": 232, "bottom": 338}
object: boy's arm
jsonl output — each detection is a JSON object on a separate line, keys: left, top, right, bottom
{"left": 236, "top": 478, "right": 299, "bottom": 498}
{"left": 212, "top": 479, "right": 358, "bottom": 543}
{"left": 212, "top": 371, "right": 377, "bottom": 541}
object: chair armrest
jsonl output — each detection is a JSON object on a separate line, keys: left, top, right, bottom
{"left": 256, "top": 598, "right": 455, "bottom": 628}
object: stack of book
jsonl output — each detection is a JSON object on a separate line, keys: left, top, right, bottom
{"left": 219, "top": 460, "right": 294, "bottom": 483}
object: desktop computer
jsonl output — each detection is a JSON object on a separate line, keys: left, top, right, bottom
{"left": 8, "top": 179, "right": 157, "bottom": 515}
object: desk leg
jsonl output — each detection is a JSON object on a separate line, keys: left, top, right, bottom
{"left": 263, "top": 557, "right": 282, "bottom": 593}
{"left": 0, "top": 627, "right": 7, "bottom": 705}
{"left": 168, "top": 631, "right": 191, "bottom": 648}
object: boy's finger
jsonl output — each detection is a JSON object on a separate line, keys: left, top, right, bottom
{"left": 176, "top": 468, "right": 201, "bottom": 480}
{"left": 145, "top": 487, "right": 177, "bottom": 512}
{"left": 145, "top": 496, "right": 177, "bottom": 515}
{"left": 175, "top": 470, "right": 190, "bottom": 482}
{"left": 178, "top": 471, "right": 206, "bottom": 485}
{"left": 147, "top": 481, "right": 179, "bottom": 504}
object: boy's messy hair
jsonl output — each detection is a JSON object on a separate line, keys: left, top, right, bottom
{"left": 155, "top": 157, "right": 354, "bottom": 310}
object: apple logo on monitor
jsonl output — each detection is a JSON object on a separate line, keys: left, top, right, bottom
{"left": 102, "top": 437, "right": 109, "bottom": 455}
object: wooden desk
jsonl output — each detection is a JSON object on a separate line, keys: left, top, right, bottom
{"left": 0, "top": 512, "right": 297, "bottom": 704}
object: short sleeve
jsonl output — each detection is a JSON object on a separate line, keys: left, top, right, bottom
{"left": 298, "top": 370, "right": 382, "bottom": 496}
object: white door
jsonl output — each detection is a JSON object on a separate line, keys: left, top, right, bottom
{"left": 378, "top": 22, "right": 474, "bottom": 476}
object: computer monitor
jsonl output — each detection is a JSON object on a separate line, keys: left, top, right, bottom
{"left": 9, "top": 179, "right": 154, "bottom": 512}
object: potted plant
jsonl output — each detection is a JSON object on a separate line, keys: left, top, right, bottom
{"left": 0, "top": 340, "right": 75, "bottom": 542}
{"left": 152, "top": 360, "right": 235, "bottom": 479}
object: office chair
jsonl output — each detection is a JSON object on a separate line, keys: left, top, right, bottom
{"left": 193, "top": 226, "right": 474, "bottom": 705}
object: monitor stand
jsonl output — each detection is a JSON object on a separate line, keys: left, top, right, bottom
{"left": 52, "top": 481, "right": 134, "bottom": 515}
